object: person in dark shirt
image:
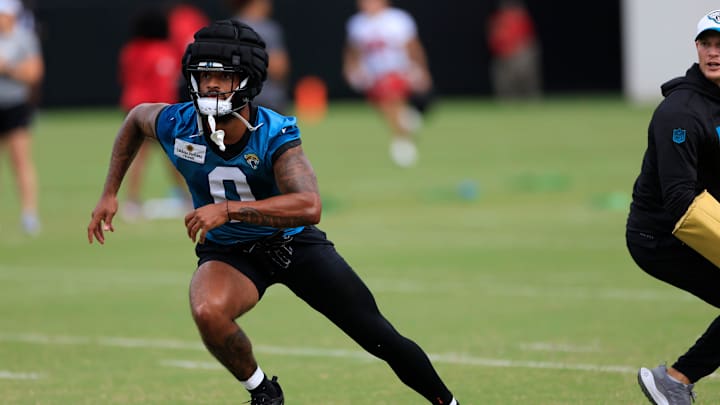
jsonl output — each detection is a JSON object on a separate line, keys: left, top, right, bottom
{"left": 227, "top": 0, "right": 290, "bottom": 114}
{"left": 628, "top": 9, "right": 720, "bottom": 405}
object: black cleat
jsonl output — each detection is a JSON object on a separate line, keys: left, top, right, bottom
{"left": 248, "top": 376, "right": 284, "bottom": 405}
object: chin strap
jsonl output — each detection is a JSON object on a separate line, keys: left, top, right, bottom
{"left": 192, "top": 74, "right": 263, "bottom": 151}
{"left": 206, "top": 114, "right": 226, "bottom": 151}
{"left": 205, "top": 111, "right": 264, "bottom": 152}
{"left": 232, "top": 111, "right": 264, "bottom": 132}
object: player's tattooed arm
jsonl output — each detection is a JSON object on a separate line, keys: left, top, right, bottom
{"left": 229, "top": 145, "right": 322, "bottom": 227}
{"left": 101, "top": 103, "right": 167, "bottom": 196}
{"left": 89, "top": 103, "right": 168, "bottom": 244}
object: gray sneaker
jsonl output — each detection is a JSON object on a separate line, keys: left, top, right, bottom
{"left": 638, "top": 364, "right": 696, "bottom": 405}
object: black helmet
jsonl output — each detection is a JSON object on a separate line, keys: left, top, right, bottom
{"left": 182, "top": 20, "right": 268, "bottom": 112}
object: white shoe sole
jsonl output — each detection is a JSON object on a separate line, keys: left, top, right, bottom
{"left": 638, "top": 367, "right": 669, "bottom": 405}
{"left": 389, "top": 138, "right": 418, "bottom": 168}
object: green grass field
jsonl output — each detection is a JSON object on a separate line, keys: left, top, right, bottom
{"left": 1, "top": 97, "right": 717, "bottom": 404}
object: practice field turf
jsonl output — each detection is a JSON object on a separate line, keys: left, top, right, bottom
{"left": 1, "top": 98, "right": 718, "bottom": 404}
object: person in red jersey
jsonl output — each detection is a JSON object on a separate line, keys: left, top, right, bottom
{"left": 167, "top": 1, "right": 209, "bottom": 101}
{"left": 486, "top": 0, "right": 542, "bottom": 99}
{"left": 118, "top": 7, "right": 187, "bottom": 220}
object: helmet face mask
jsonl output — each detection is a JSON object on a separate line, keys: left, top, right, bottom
{"left": 182, "top": 20, "right": 268, "bottom": 118}
{"left": 187, "top": 62, "right": 251, "bottom": 117}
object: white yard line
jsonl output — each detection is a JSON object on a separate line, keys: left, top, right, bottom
{"left": 160, "top": 355, "right": 637, "bottom": 374}
{"left": 0, "top": 265, "right": 695, "bottom": 302}
{"left": 0, "top": 370, "right": 42, "bottom": 380}
{"left": 428, "top": 353, "right": 635, "bottom": 374}
{"left": 520, "top": 342, "right": 601, "bottom": 353}
{"left": 0, "top": 332, "right": 636, "bottom": 375}
{"left": 161, "top": 360, "right": 221, "bottom": 370}
{"left": 6, "top": 332, "right": 717, "bottom": 379}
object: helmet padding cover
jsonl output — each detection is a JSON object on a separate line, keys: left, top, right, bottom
{"left": 182, "top": 20, "right": 268, "bottom": 102}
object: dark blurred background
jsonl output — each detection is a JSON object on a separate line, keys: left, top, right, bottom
{"left": 32, "top": 0, "right": 621, "bottom": 107}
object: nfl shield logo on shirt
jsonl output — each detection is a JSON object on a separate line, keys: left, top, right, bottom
{"left": 672, "top": 128, "right": 686, "bottom": 144}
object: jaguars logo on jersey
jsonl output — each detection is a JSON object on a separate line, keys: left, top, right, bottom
{"left": 244, "top": 153, "right": 260, "bottom": 169}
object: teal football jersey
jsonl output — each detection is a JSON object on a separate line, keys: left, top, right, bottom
{"left": 155, "top": 102, "right": 304, "bottom": 244}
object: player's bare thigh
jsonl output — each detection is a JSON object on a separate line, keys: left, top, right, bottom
{"left": 189, "top": 260, "right": 260, "bottom": 321}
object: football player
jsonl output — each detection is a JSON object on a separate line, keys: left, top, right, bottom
{"left": 88, "top": 20, "right": 459, "bottom": 405}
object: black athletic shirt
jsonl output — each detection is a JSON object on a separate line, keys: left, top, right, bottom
{"left": 627, "top": 63, "right": 720, "bottom": 236}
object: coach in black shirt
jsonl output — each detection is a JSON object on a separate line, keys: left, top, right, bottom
{"left": 628, "top": 9, "right": 720, "bottom": 405}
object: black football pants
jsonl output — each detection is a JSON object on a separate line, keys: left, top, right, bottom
{"left": 627, "top": 231, "right": 720, "bottom": 383}
{"left": 197, "top": 226, "right": 454, "bottom": 404}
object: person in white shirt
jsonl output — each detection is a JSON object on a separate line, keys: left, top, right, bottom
{"left": 343, "top": 0, "right": 432, "bottom": 168}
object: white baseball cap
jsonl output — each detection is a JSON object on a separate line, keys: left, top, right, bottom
{"left": 696, "top": 10, "right": 720, "bottom": 40}
{"left": 0, "top": 0, "right": 21, "bottom": 16}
